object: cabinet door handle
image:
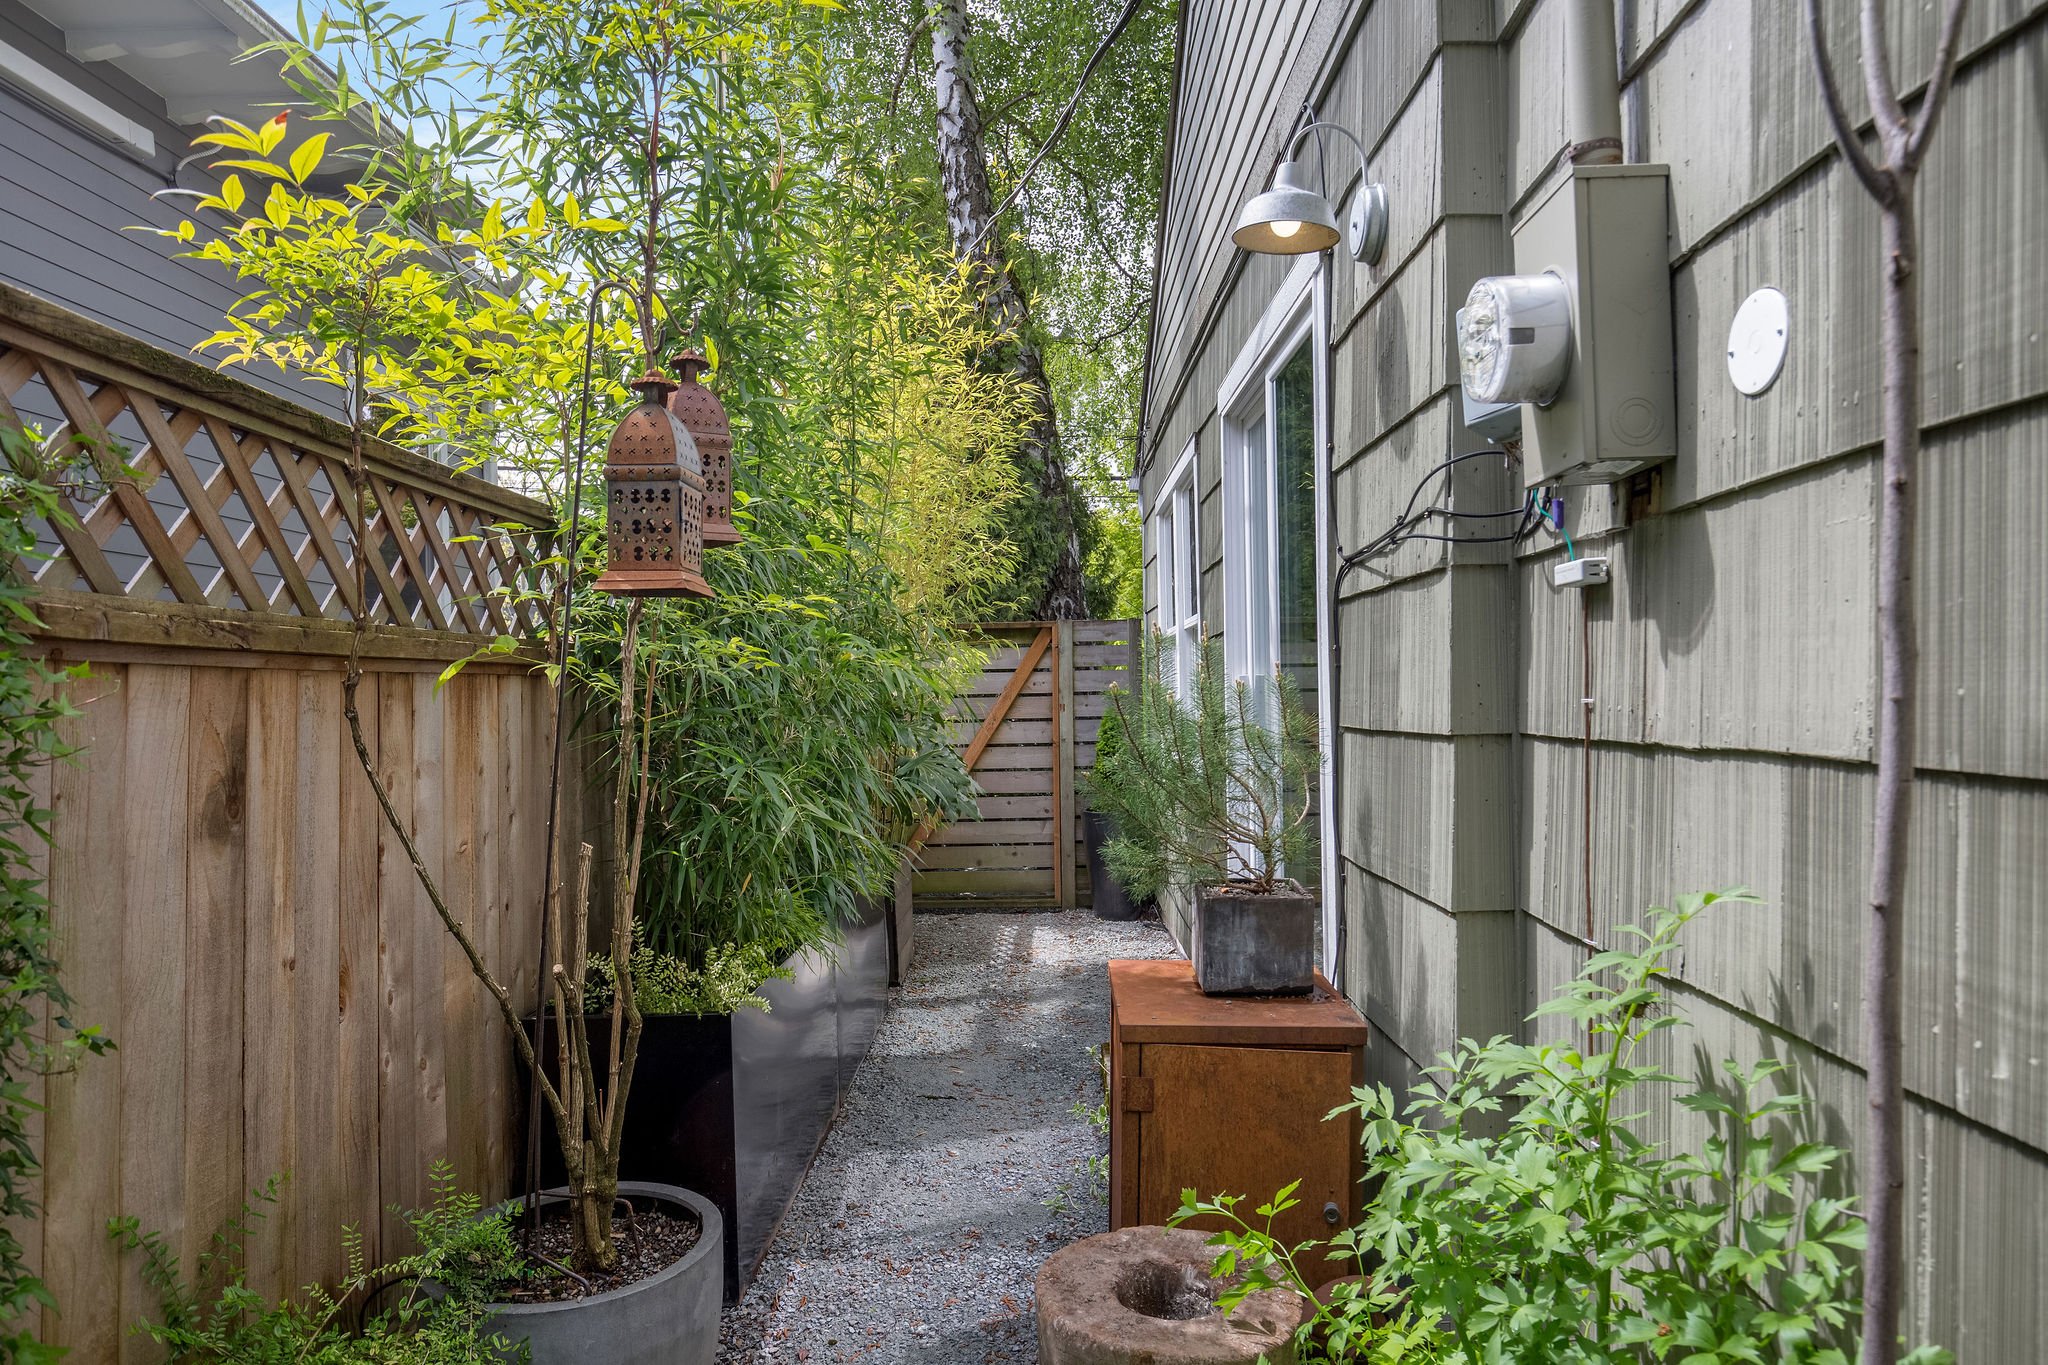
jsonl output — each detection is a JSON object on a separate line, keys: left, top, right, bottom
{"left": 1122, "top": 1075, "right": 1155, "bottom": 1113}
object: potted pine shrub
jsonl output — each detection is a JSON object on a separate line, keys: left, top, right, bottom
{"left": 1088, "top": 641, "right": 1320, "bottom": 994}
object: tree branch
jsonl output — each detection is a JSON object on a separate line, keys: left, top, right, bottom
{"left": 1857, "top": 0, "right": 1910, "bottom": 142}
{"left": 1905, "top": 0, "right": 1971, "bottom": 168}
{"left": 1804, "top": 0, "right": 1895, "bottom": 204}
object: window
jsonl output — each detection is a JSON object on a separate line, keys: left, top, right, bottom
{"left": 1217, "top": 254, "right": 1334, "bottom": 934}
{"left": 1225, "top": 338, "right": 1320, "bottom": 890}
{"left": 1151, "top": 439, "right": 1200, "bottom": 700}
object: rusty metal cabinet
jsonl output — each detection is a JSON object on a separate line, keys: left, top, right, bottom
{"left": 1107, "top": 959, "right": 1369, "bottom": 1259}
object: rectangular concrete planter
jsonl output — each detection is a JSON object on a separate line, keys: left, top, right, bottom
{"left": 524, "top": 895, "right": 888, "bottom": 1299}
{"left": 1190, "top": 885, "right": 1315, "bottom": 995}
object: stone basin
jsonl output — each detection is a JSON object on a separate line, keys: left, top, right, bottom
{"left": 1035, "top": 1225, "right": 1312, "bottom": 1365}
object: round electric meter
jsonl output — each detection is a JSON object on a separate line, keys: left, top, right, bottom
{"left": 1457, "top": 273, "right": 1573, "bottom": 406}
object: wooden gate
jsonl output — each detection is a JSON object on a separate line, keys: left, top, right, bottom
{"left": 912, "top": 619, "right": 1137, "bottom": 908}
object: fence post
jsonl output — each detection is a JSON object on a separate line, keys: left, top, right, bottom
{"left": 1053, "top": 618, "right": 1077, "bottom": 907}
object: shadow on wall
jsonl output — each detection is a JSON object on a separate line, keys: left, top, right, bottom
{"left": 1372, "top": 285, "right": 1407, "bottom": 435}
{"left": 1625, "top": 504, "right": 1719, "bottom": 667}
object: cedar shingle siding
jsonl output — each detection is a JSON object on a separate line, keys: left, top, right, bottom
{"left": 1138, "top": 0, "right": 2048, "bottom": 1354}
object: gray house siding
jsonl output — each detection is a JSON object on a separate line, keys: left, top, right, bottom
{"left": 1139, "top": 0, "right": 2047, "bottom": 1354}
{"left": 0, "top": 3, "right": 346, "bottom": 422}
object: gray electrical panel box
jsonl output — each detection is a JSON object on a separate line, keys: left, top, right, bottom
{"left": 1514, "top": 164, "right": 1675, "bottom": 485}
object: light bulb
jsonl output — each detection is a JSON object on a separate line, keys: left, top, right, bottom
{"left": 1269, "top": 219, "right": 1302, "bottom": 239}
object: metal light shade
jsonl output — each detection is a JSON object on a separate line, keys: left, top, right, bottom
{"left": 666, "top": 349, "right": 740, "bottom": 545}
{"left": 592, "top": 372, "right": 714, "bottom": 598}
{"left": 1232, "top": 159, "right": 1340, "bottom": 255}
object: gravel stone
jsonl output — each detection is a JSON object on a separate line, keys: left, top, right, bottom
{"left": 719, "top": 908, "right": 1180, "bottom": 1364}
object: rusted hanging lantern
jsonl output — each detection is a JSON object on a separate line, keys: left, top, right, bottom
{"left": 666, "top": 349, "right": 741, "bottom": 546}
{"left": 592, "top": 371, "right": 714, "bottom": 598}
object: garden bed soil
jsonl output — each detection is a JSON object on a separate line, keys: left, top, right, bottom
{"left": 498, "top": 1204, "right": 703, "bottom": 1304}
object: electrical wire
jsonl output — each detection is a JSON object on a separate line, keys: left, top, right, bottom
{"left": 1333, "top": 448, "right": 1542, "bottom": 581}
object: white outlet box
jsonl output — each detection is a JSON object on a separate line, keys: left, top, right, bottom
{"left": 1552, "top": 556, "right": 1610, "bottom": 588}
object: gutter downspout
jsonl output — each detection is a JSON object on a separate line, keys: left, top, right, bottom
{"left": 1564, "top": 0, "right": 1624, "bottom": 166}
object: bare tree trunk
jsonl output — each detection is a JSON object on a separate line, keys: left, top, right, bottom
{"left": 929, "top": 0, "right": 1087, "bottom": 619}
{"left": 1861, "top": 186, "right": 1919, "bottom": 1365}
{"left": 1803, "top": 2, "right": 1966, "bottom": 1360}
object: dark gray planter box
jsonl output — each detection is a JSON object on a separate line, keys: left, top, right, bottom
{"left": 523, "top": 895, "right": 888, "bottom": 1300}
{"left": 1191, "top": 885, "right": 1316, "bottom": 995}
{"left": 1082, "top": 811, "right": 1148, "bottom": 921}
{"left": 483, "top": 1182, "right": 722, "bottom": 1365}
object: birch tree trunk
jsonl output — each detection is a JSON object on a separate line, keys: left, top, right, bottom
{"left": 930, "top": 0, "right": 1087, "bottom": 619}
{"left": 1803, "top": 1, "right": 1967, "bottom": 1359}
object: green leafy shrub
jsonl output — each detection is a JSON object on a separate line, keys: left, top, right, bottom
{"left": 0, "top": 424, "right": 111, "bottom": 1359}
{"left": 1178, "top": 890, "right": 1955, "bottom": 1365}
{"left": 110, "top": 1164, "right": 528, "bottom": 1363}
{"left": 587, "top": 942, "right": 795, "bottom": 1016}
{"left": 1084, "top": 639, "right": 1317, "bottom": 897}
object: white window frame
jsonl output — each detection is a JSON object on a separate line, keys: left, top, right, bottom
{"left": 1216, "top": 253, "right": 1338, "bottom": 975}
{"left": 1149, "top": 437, "right": 1201, "bottom": 700}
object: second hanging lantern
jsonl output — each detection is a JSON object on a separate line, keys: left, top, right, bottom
{"left": 593, "top": 371, "right": 714, "bottom": 598}
{"left": 667, "top": 349, "right": 741, "bottom": 546}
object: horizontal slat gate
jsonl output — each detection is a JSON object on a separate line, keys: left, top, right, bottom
{"left": 912, "top": 619, "right": 1137, "bottom": 909}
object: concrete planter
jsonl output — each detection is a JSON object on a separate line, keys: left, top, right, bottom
{"left": 484, "top": 1182, "right": 721, "bottom": 1365}
{"left": 522, "top": 895, "right": 888, "bottom": 1299}
{"left": 1190, "top": 885, "right": 1315, "bottom": 995}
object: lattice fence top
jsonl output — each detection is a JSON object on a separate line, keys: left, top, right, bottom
{"left": 0, "top": 286, "right": 552, "bottom": 638}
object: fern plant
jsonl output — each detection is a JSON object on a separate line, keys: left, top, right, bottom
{"left": 586, "top": 942, "right": 795, "bottom": 1017}
{"left": 1084, "top": 638, "right": 1318, "bottom": 897}
{"left": 109, "top": 1164, "right": 528, "bottom": 1363}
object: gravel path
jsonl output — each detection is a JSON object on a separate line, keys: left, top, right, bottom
{"left": 720, "top": 909, "right": 1179, "bottom": 1364}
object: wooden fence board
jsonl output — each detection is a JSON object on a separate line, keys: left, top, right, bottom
{"left": 44, "top": 668, "right": 125, "bottom": 1357}
{"left": 182, "top": 668, "right": 247, "bottom": 1278}
{"left": 337, "top": 671, "right": 383, "bottom": 1266}
{"left": 118, "top": 666, "right": 189, "bottom": 1365}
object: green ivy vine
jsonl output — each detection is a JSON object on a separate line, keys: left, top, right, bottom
{"left": 0, "top": 423, "right": 110, "bottom": 1362}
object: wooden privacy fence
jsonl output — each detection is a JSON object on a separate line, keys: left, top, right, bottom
{"left": 912, "top": 619, "right": 1137, "bottom": 908}
{"left": 2, "top": 289, "right": 571, "bottom": 1358}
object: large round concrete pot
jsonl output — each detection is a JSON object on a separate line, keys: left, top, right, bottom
{"left": 485, "top": 1182, "right": 723, "bottom": 1365}
{"left": 1036, "top": 1225, "right": 1310, "bottom": 1364}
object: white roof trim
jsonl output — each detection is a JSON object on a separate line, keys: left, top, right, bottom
{"left": 0, "top": 35, "right": 154, "bottom": 154}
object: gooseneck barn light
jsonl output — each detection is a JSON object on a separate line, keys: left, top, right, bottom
{"left": 1233, "top": 120, "right": 1389, "bottom": 264}
{"left": 1456, "top": 273, "right": 1573, "bottom": 405}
